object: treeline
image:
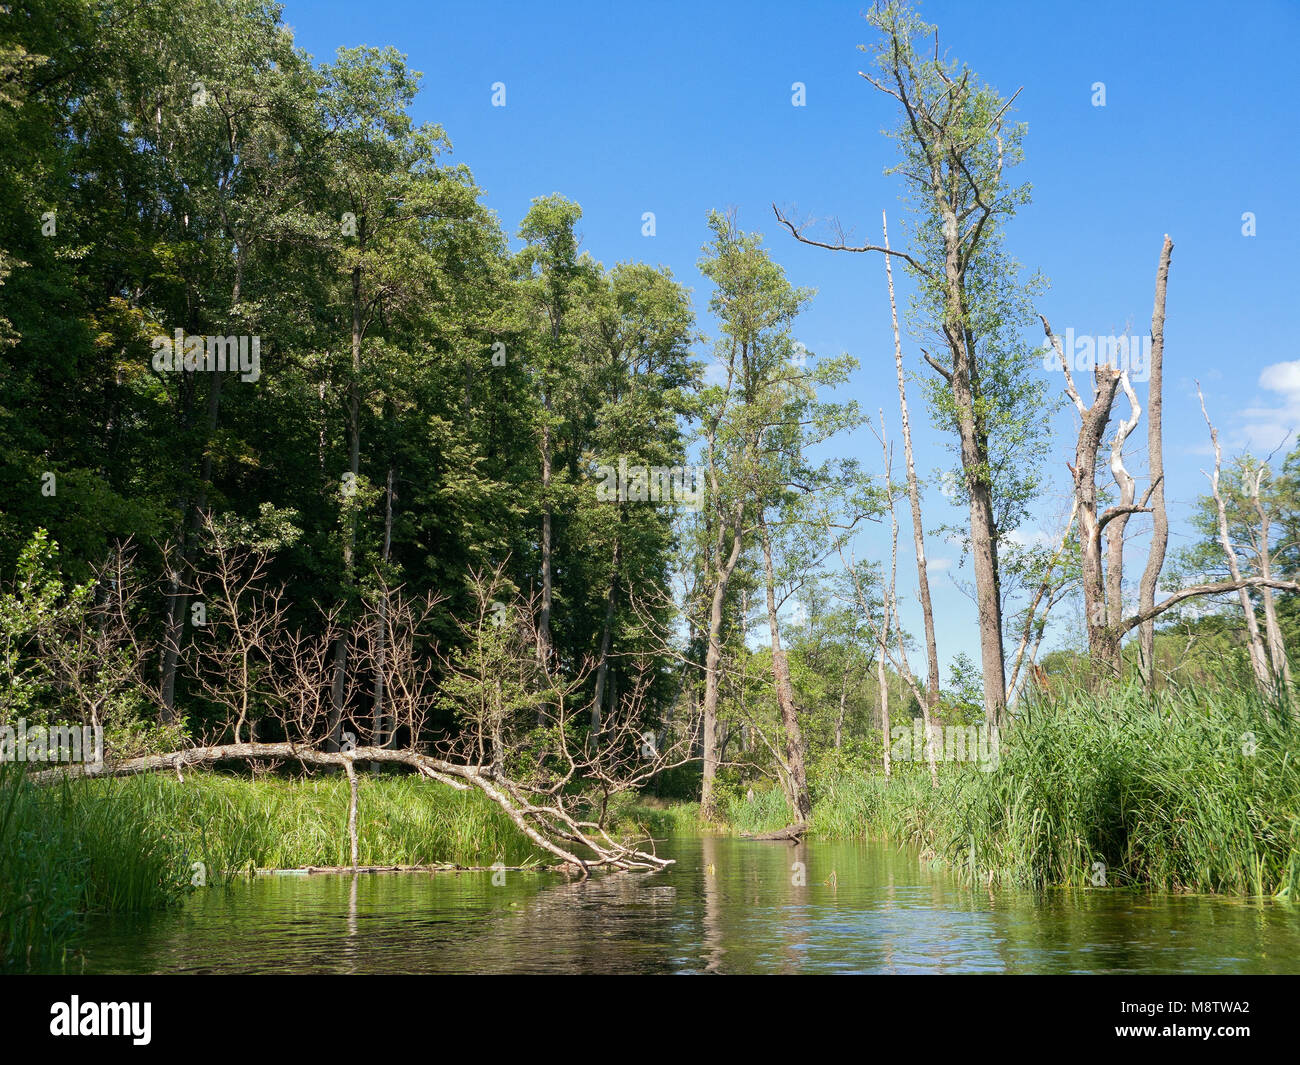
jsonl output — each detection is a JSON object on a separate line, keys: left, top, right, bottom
{"left": 2, "top": 0, "right": 1298, "bottom": 834}
{"left": 0, "top": 0, "right": 701, "bottom": 750}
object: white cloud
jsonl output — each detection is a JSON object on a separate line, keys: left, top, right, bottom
{"left": 1260, "top": 360, "right": 1300, "bottom": 394}
{"left": 928, "top": 557, "right": 952, "bottom": 572}
{"left": 1237, "top": 359, "right": 1300, "bottom": 454}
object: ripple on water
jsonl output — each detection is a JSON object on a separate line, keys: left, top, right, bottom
{"left": 50, "top": 838, "right": 1300, "bottom": 974}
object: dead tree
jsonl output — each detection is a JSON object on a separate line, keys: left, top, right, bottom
{"left": 880, "top": 212, "right": 942, "bottom": 711}
{"left": 33, "top": 568, "right": 700, "bottom": 875}
{"left": 1005, "top": 501, "right": 1080, "bottom": 700}
{"left": 1137, "top": 236, "right": 1174, "bottom": 683}
{"left": 1039, "top": 237, "right": 1172, "bottom": 683}
{"left": 1039, "top": 306, "right": 1300, "bottom": 686}
{"left": 189, "top": 512, "right": 290, "bottom": 745}
{"left": 1245, "top": 465, "right": 1295, "bottom": 691}
{"left": 39, "top": 544, "right": 163, "bottom": 738}
{"left": 356, "top": 578, "right": 444, "bottom": 753}
{"left": 1197, "top": 387, "right": 1294, "bottom": 700}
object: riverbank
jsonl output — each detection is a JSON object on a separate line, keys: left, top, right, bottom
{"left": 0, "top": 768, "right": 553, "bottom": 967}
{"left": 4, "top": 683, "right": 1297, "bottom": 969}
{"left": 635, "top": 684, "right": 1300, "bottom": 898}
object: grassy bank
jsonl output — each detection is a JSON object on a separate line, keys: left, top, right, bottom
{"left": 5, "top": 683, "right": 1296, "bottom": 968}
{"left": 732, "top": 684, "right": 1300, "bottom": 897}
{"left": 0, "top": 768, "right": 550, "bottom": 968}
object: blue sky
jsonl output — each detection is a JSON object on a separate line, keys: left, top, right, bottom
{"left": 282, "top": 0, "right": 1300, "bottom": 678}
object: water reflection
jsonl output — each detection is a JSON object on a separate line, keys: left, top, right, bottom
{"left": 51, "top": 838, "right": 1300, "bottom": 974}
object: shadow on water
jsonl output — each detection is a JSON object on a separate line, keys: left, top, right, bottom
{"left": 47, "top": 837, "right": 1300, "bottom": 974}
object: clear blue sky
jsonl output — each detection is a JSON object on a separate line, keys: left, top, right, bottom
{"left": 282, "top": 0, "right": 1300, "bottom": 678}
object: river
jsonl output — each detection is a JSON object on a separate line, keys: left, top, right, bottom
{"left": 55, "top": 837, "right": 1300, "bottom": 974}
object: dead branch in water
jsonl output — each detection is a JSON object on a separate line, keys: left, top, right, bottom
{"left": 25, "top": 742, "right": 674, "bottom": 875}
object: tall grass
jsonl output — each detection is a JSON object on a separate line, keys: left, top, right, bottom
{"left": 5, "top": 682, "right": 1295, "bottom": 967}
{"left": 613, "top": 783, "right": 795, "bottom": 838}
{"left": 814, "top": 683, "right": 1300, "bottom": 896}
{"left": 0, "top": 763, "right": 189, "bottom": 969}
{"left": 97, "top": 772, "right": 547, "bottom": 876}
{"left": 0, "top": 768, "right": 547, "bottom": 969}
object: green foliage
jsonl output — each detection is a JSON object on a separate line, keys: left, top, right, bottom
{"left": 0, "top": 767, "right": 548, "bottom": 968}
{"left": 813, "top": 683, "right": 1300, "bottom": 897}
{"left": 0, "top": 530, "right": 90, "bottom": 719}
{"left": 0, "top": 763, "right": 190, "bottom": 970}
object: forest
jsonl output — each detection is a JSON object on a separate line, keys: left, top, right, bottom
{"left": 1, "top": 0, "right": 1298, "bottom": 975}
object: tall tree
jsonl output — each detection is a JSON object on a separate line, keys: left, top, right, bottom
{"left": 776, "top": 2, "right": 1049, "bottom": 722}
{"left": 695, "top": 210, "right": 811, "bottom": 818}
{"left": 516, "top": 195, "right": 593, "bottom": 692}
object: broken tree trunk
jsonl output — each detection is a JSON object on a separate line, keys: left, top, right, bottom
{"left": 882, "top": 211, "right": 941, "bottom": 711}
{"left": 1137, "top": 236, "right": 1174, "bottom": 686}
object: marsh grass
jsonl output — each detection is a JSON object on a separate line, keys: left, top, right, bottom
{"left": 100, "top": 771, "right": 549, "bottom": 874}
{"left": 813, "top": 683, "right": 1300, "bottom": 896}
{"left": 0, "top": 763, "right": 188, "bottom": 968}
{"left": 4, "top": 682, "right": 1296, "bottom": 968}
{"left": 0, "top": 767, "right": 547, "bottom": 968}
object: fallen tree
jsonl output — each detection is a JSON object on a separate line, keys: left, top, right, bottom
{"left": 28, "top": 742, "right": 674, "bottom": 874}
{"left": 19, "top": 548, "right": 699, "bottom": 878}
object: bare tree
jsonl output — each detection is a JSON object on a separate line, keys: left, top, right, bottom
{"left": 1005, "top": 501, "right": 1079, "bottom": 700}
{"left": 357, "top": 576, "right": 443, "bottom": 753}
{"left": 40, "top": 544, "right": 167, "bottom": 743}
{"left": 1198, "top": 387, "right": 1282, "bottom": 697}
{"left": 1137, "top": 237, "right": 1174, "bottom": 684}
{"left": 37, "top": 562, "right": 701, "bottom": 876}
{"left": 882, "top": 210, "right": 942, "bottom": 710}
{"left": 1245, "top": 465, "right": 1295, "bottom": 691}
{"left": 190, "top": 513, "right": 290, "bottom": 745}
{"left": 1035, "top": 325, "right": 1300, "bottom": 684}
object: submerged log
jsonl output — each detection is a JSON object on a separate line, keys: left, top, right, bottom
{"left": 256, "top": 863, "right": 543, "bottom": 876}
{"left": 740, "top": 822, "right": 809, "bottom": 843}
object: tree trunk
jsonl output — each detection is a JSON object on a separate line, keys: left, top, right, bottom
{"left": 700, "top": 516, "right": 743, "bottom": 820}
{"left": 834, "top": 655, "right": 851, "bottom": 750}
{"left": 592, "top": 533, "right": 622, "bottom": 731}
{"left": 1138, "top": 237, "right": 1173, "bottom": 686}
{"left": 1200, "top": 388, "right": 1273, "bottom": 694}
{"left": 345, "top": 756, "right": 360, "bottom": 869}
{"left": 934, "top": 201, "right": 1007, "bottom": 722}
{"left": 877, "top": 645, "right": 891, "bottom": 779}
{"left": 759, "top": 518, "right": 811, "bottom": 822}
{"left": 1077, "top": 373, "right": 1124, "bottom": 684}
{"left": 883, "top": 211, "right": 940, "bottom": 709}
{"left": 327, "top": 262, "right": 363, "bottom": 751}
{"left": 538, "top": 407, "right": 553, "bottom": 666}
{"left": 536, "top": 388, "right": 554, "bottom": 726}
{"left": 1251, "top": 480, "right": 1294, "bottom": 693}
{"left": 159, "top": 564, "right": 187, "bottom": 724}
{"left": 1105, "top": 375, "right": 1141, "bottom": 647}
{"left": 370, "top": 465, "right": 394, "bottom": 760}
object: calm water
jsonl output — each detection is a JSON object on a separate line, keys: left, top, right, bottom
{"left": 57, "top": 838, "right": 1300, "bottom": 974}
